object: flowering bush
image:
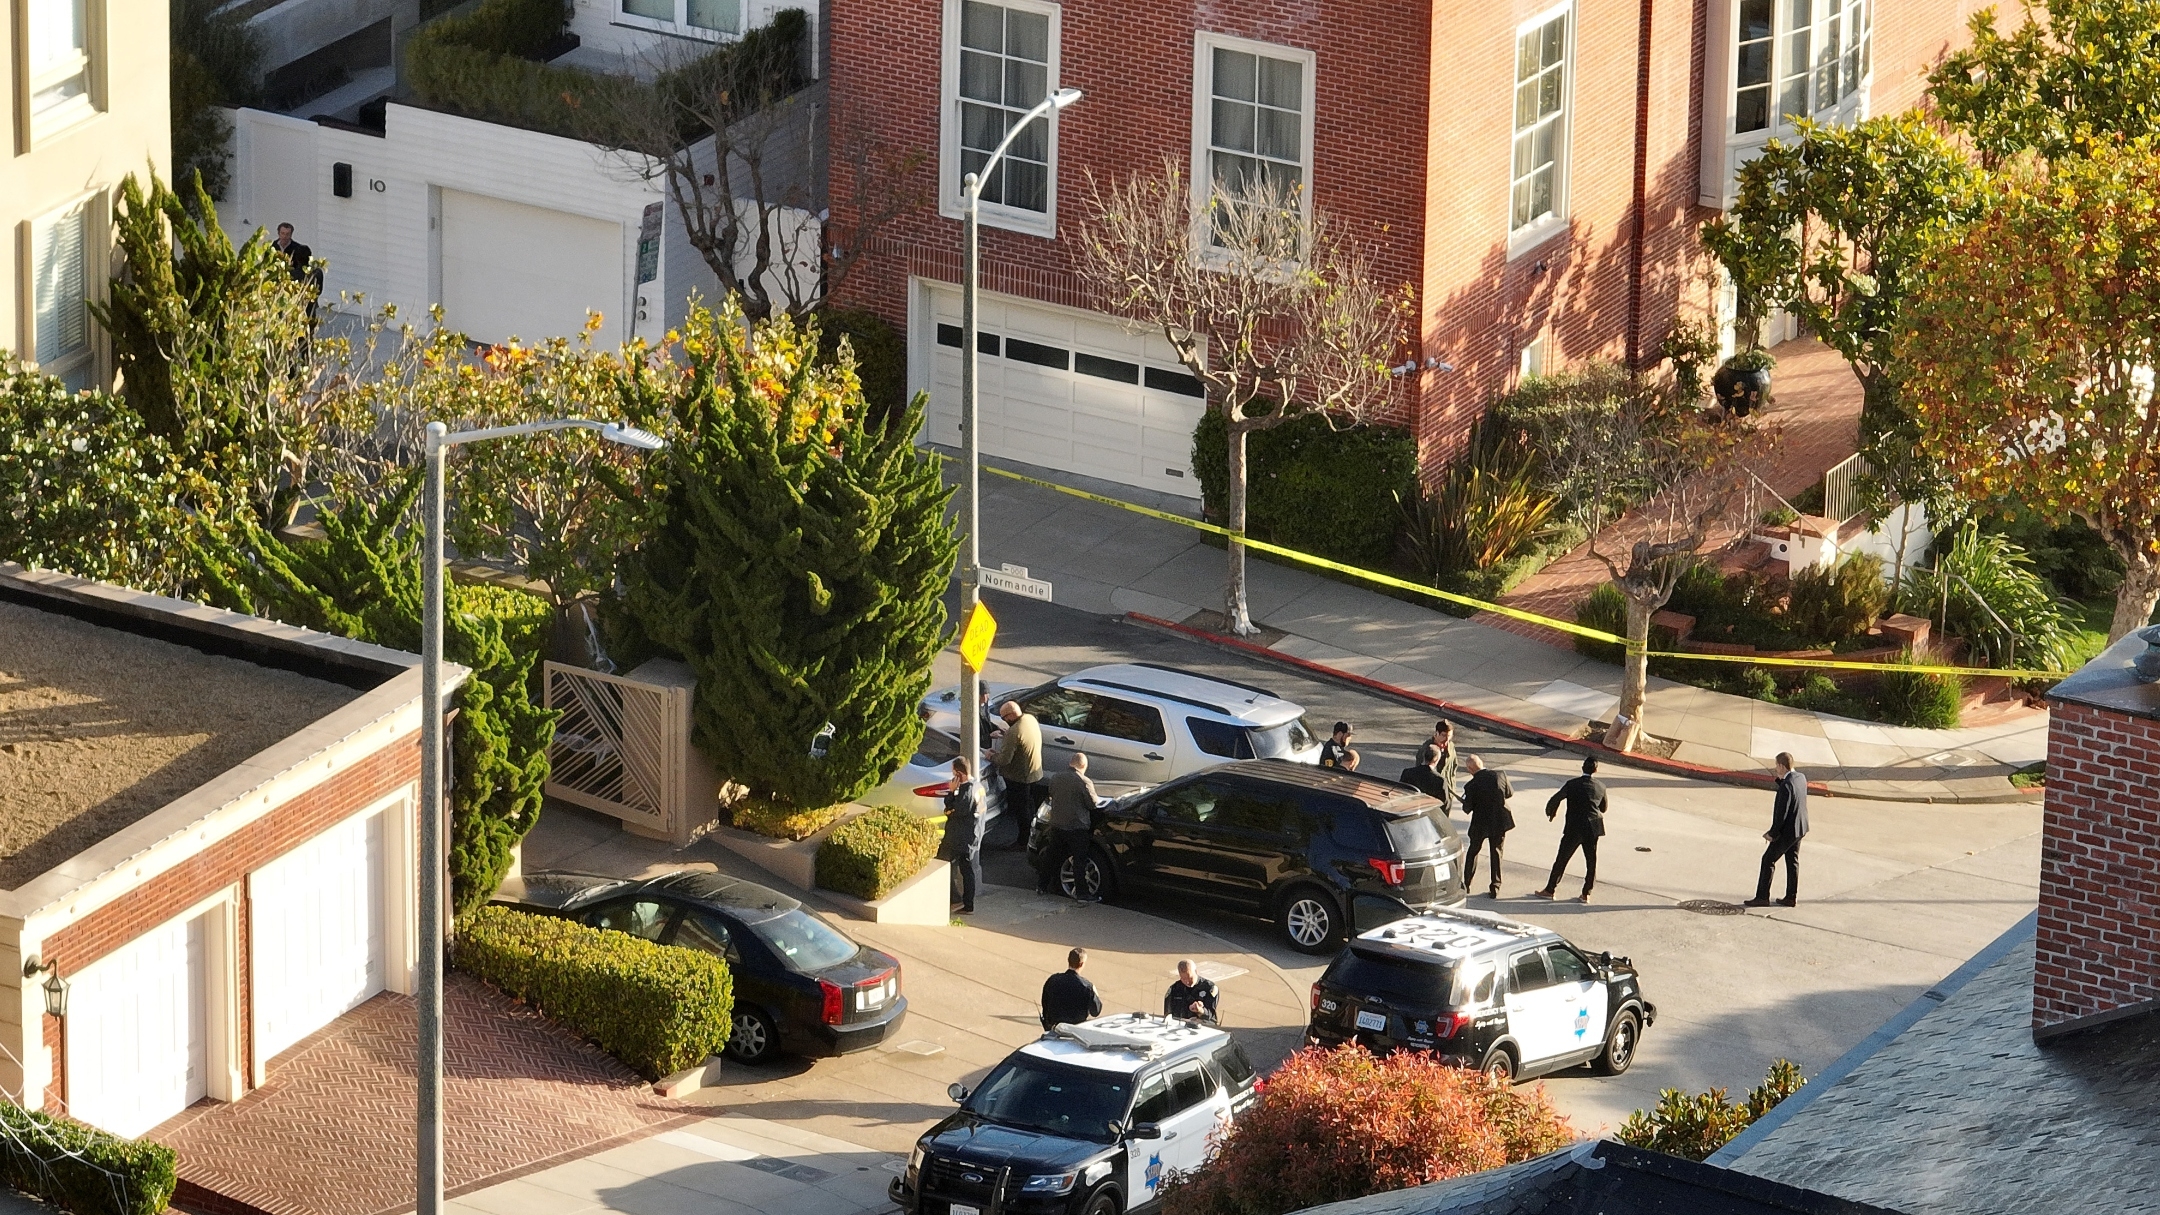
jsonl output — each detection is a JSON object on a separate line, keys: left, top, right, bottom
{"left": 1159, "top": 1045, "right": 1575, "bottom": 1215}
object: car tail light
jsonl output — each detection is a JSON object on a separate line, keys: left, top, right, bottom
{"left": 1433, "top": 1012, "right": 1472, "bottom": 1037}
{"left": 819, "top": 979, "right": 844, "bottom": 1025}
{"left": 1310, "top": 982, "right": 1322, "bottom": 1011}
{"left": 1367, "top": 858, "right": 1406, "bottom": 886}
{"left": 913, "top": 782, "right": 952, "bottom": 798}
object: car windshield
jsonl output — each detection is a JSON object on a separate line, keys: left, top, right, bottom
{"left": 1383, "top": 812, "right": 1445, "bottom": 855}
{"left": 965, "top": 1058, "right": 1131, "bottom": 1143}
{"left": 1247, "top": 715, "right": 1318, "bottom": 758}
{"left": 746, "top": 909, "right": 860, "bottom": 972}
{"left": 1331, "top": 950, "right": 1459, "bottom": 1009}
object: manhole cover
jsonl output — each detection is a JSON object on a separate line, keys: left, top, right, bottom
{"left": 1679, "top": 899, "right": 1747, "bottom": 916}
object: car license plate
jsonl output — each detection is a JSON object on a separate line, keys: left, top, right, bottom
{"left": 1355, "top": 1009, "right": 1388, "bottom": 1032}
{"left": 1430, "top": 862, "right": 1450, "bottom": 881}
{"left": 860, "top": 986, "right": 885, "bottom": 1009}
{"left": 949, "top": 1206, "right": 981, "bottom": 1215}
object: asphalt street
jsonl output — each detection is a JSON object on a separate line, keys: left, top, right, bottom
{"left": 932, "top": 590, "right": 2042, "bottom": 1134}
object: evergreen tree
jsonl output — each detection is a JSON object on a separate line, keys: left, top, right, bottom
{"left": 618, "top": 304, "right": 957, "bottom": 808}
{"left": 195, "top": 474, "right": 556, "bottom": 915}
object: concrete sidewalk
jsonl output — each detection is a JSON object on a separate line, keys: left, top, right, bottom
{"left": 948, "top": 451, "right": 2046, "bottom": 802}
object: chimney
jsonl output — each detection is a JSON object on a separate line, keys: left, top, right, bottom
{"left": 2033, "top": 628, "right": 2160, "bottom": 1040}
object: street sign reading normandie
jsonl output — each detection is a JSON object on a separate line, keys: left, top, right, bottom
{"left": 980, "top": 563, "right": 1053, "bottom": 602}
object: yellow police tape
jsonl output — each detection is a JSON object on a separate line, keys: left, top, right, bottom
{"left": 962, "top": 459, "right": 2075, "bottom": 682}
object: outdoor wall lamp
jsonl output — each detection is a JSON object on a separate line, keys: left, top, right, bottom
{"left": 22, "top": 957, "right": 68, "bottom": 1019}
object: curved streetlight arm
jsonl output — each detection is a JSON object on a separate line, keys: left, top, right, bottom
{"left": 962, "top": 87, "right": 1084, "bottom": 206}
{"left": 430, "top": 417, "right": 665, "bottom": 452}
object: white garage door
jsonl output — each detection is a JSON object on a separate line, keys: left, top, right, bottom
{"left": 918, "top": 285, "right": 1209, "bottom": 498}
{"left": 251, "top": 810, "right": 386, "bottom": 1063}
{"left": 68, "top": 913, "right": 208, "bottom": 1139}
{"left": 440, "top": 189, "right": 625, "bottom": 346}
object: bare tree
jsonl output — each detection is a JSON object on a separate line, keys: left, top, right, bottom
{"left": 1539, "top": 388, "right": 1775, "bottom": 752}
{"left": 1076, "top": 161, "right": 1407, "bottom": 634}
{"left": 582, "top": 13, "right": 922, "bottom": 322}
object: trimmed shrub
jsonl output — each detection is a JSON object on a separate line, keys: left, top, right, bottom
{"left": 731, "top": 797, "right": 848, "bottom": 842}
{"left": 1573, "top": 582, "right": 1629, "bottom": 662}
{"left": 1160, "top": 1044, "right": 1573, "bottom": 1215}
{"left": 1786, "top": 554, "right": 1888, "bottom": 646}
{"left": 0, "top": 1100, "right": 177, "bottom": 1215}
{"left": 1192, "top": 409, "right": 1419, "bottom": 568}
{"left": 1617, "top": 1059, "right": 1804, "bottom": 1162}
{"left": 454, "top": 905, "right": 733, "bottom": 1079}
{"left": 817, "top": 806, "right": 940, "bottom": 900}
{"left": 1873, "top": 659, "right": 1963, "bottom": 729}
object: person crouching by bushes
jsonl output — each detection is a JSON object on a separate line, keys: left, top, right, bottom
{"left": 941, "top": 758, "right": 985, "bottom": 914}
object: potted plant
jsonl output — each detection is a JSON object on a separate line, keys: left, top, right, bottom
{"left": 1712, "top": 347, "right": 1777, "bottom": 418}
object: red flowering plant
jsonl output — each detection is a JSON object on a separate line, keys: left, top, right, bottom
{"left": 1161, "top": 1045, "right": 1575, "bottom": 1215}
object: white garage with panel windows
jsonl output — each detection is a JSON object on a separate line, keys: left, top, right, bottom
{"left": 912, "top": 281, "right": 1210, "bottom": 498}
{"left": 250, "top": 807, "right": 391, "bottom": 1069}
{"left": 64, "top": 911, "right": 214, "bottom": 1139}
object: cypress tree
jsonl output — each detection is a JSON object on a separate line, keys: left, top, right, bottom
{"left": 620, "top": 304, "right": 957, "bottom": 809}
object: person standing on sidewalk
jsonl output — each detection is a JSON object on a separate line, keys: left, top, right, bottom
{"left": 1460, "top": 755, "right": 1515, "bottom": 898}
{"left": 988, "top": 701, "right": 1044, "bottom": 848}
{"left": 1746, "top": 753, "right": 1809, "bottom": 908}
{"left": 1040, "top": 947, "right": 1102, "bottom": 1030}
{"left": 1039, "top": 752, "right": 1100, "bottom": 901}
{"left": 1534, "top": 755, "right": 1608, "bottom": 903}
{"left": 940, "top": 758, "right": 986, "bottom": 914}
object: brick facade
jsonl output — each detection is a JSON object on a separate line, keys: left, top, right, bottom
{"left": 36, "top": 732, "right": 420, "bottom": 1110}
{"left": 2033, "top": 698, "right": 2160, "bottom": 1037}
{"left": 828, "top": 0, "right": 1982, "bottom": 477}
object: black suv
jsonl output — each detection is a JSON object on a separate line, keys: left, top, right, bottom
{"left": 1306, "top": 908, "right": 1654, "bottom": 1083}
{"left": 1029, "top": 759, "right": 1467, "bottom": 953}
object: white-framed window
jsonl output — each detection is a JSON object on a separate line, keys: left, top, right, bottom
{"left": 1735, "top": 0, "right": 1870, "bottom": 135}
{"left": 1509, "top": 5, "right": 1572, "bottom": 246}
{"left": 28, "top": 198, "right": 95, "bottom": 391}
{"left": 1195, "top": 34, "right": 1312, "bottom": 216}
{"left": 24, "top": 0, "right": 98, "bottom": 137}
{"left": 939, "top": 0, "right": 1063, "bottom": 236}
{"left": 615, "top": 0, "right": 742, "bottom": 39}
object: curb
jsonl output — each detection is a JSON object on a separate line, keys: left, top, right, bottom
{"left": 1123, "top": 613, "right": 2040, "bottom": 805}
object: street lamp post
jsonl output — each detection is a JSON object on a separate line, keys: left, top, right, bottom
{"left": 417, "top": 418, "right": 663, "bottom": 1215}
{"left": 957, "top": 86, "right": 1082, "bottom": 782}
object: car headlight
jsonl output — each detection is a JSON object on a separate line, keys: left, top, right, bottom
{"left": 907, "top": 1145, "right": 924, "bottom": 1174}
{"left": 1021, "top": 1172, "right": 1078, "bottom": 1194}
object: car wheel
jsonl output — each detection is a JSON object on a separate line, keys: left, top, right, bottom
{"left": 1080, "top": 1189, "right": 1120, "bottom": 1215}
{"left": 1481, "top": 1044, "right": 1517, "bottom": 1085}
{"left": 1277, "top": 886, "right": 1341, "bottom": 954}
{"left": 1059, "top": 848, "right": 1112, "bottom": 900}
{"left": 1595, "top": 1008, "right": 1642, "bottom": 1076}
{"left": 725, "top": 1006, "right": 779, "bottom": 1065}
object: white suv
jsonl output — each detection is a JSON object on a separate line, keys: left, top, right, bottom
{"left": 923, "top": 663, "right": 1322, "bottom": 784}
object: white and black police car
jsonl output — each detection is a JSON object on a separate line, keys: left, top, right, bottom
{"left": 1306, "top": 908, "right": 1655, "bottom": 1083}
{"left": 893, "top": 1014, "right": 1259, "bottom": 1215}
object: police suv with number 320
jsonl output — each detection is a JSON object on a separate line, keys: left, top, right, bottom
{"left": 893, "top": 1014, "right": 1259, "bottom": 1215}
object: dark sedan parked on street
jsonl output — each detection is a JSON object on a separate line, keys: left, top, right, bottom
{"left": 495, "top": 870, "right": 906, "bottom": 1064}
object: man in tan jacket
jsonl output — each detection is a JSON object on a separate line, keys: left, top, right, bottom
{"left": 988, "top": 701, "right": 1044, "bottom": 847}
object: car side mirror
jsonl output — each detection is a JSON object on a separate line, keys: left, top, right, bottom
{"left": 947, "top": 1082, "right": 970, "bottom": 1104}
{"left": 1126, "top": 1122, "right": 1163, "bottom": 1140}
{"left": 1598, "top": 950, "right": 1613, "bottom": 970}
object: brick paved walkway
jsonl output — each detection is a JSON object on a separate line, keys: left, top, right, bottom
{"left": 154, "top": 973, "right": 680, "bottom": 1215}
{"left": 1486, "top": 336, "right": 1864, "bottom": 647}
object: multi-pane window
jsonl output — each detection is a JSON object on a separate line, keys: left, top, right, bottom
{"left": 1207, "top": 46, "right": 1304, "bottom": 203}
{"left": 32, "top": 201, "right": 93, "bottom": 390}
{"left": 618, "top": 0, "right": 743, "bottom": 37}
{"left": 958, "top": 1, "right": 1053, "bottom": 212}
{"left": 28, "top": 0, "right": 93, "bottom": 125}
{"left": 1739, "top": 0, "right": 1870, "bottom": 134}
{"left": 1510, "top": 10, "right": 1569, "bottom": 234}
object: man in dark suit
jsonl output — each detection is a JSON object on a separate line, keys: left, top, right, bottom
{"left": 1040, "top": 947, "right": 1102, "bottom": 1030}
{"left": 1460, "top": 755, "right": 1515, "bottom": 898}
{"left": 1534, "top": 755, "right": 1608, "bottom": 903}
{"left": 1746, "top": 752, "right": 1809, "bottom": 907}
{"left": 272, "top": 223, "right": 313, "bottom": 282}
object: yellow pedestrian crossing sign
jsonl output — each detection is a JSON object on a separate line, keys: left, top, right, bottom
{"left": 959, "top": 601, "right": 997, "bottom": 672}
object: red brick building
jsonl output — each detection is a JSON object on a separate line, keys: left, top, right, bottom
{"left": 827, "top": 0, "right": 1986, "bottom": 495}
{"left": 2034, "top": 632, "right": 2160, "bottom": 1039}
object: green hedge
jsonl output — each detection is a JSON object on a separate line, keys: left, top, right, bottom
{"left": 817, "top": 807, "right": 940, "bottom": 900}
{"left": 815, "top": 307, "right": 908, "bottom": 424}
{"left": 454, "top": 906, "right": 733, "bottom": 1079}
{"left": 0, "top": 1101, "right": 176, "bottom": 1215}
{"left": 1192, "top": 410, "right": 1419, "bottom": 568}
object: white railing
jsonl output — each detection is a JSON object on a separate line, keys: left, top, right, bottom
{"left": 1824, "top": 453, "right": 1873, "bottom": 523}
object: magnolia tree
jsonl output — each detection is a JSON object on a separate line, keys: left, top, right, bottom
{"left": 1075, "top": 163, "right": 1406, "bottom": 635}
{"left": 1899, "top": 141, "right": 2160, "bottom": 642}
{"left": 1545, "top": 390, "right": 1772, "bottom": 752}
{"left": 1929, "top": 0, "right": 2160, "bottom": 165}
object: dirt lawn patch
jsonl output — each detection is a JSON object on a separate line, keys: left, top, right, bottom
{"left": 0, "top": 599, "right": 357, "bottom": 889}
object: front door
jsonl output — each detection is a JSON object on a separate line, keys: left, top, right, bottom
{"left": 1543, "top": 943, "right": 1608, "bottom": 1057}
{"left": 1124, "top": 1059, "right": 1226, "bottom": 1205}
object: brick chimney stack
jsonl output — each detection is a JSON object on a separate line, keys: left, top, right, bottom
{"left": 2033, "top": 629, "right": 2160, "bottom": 1039}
